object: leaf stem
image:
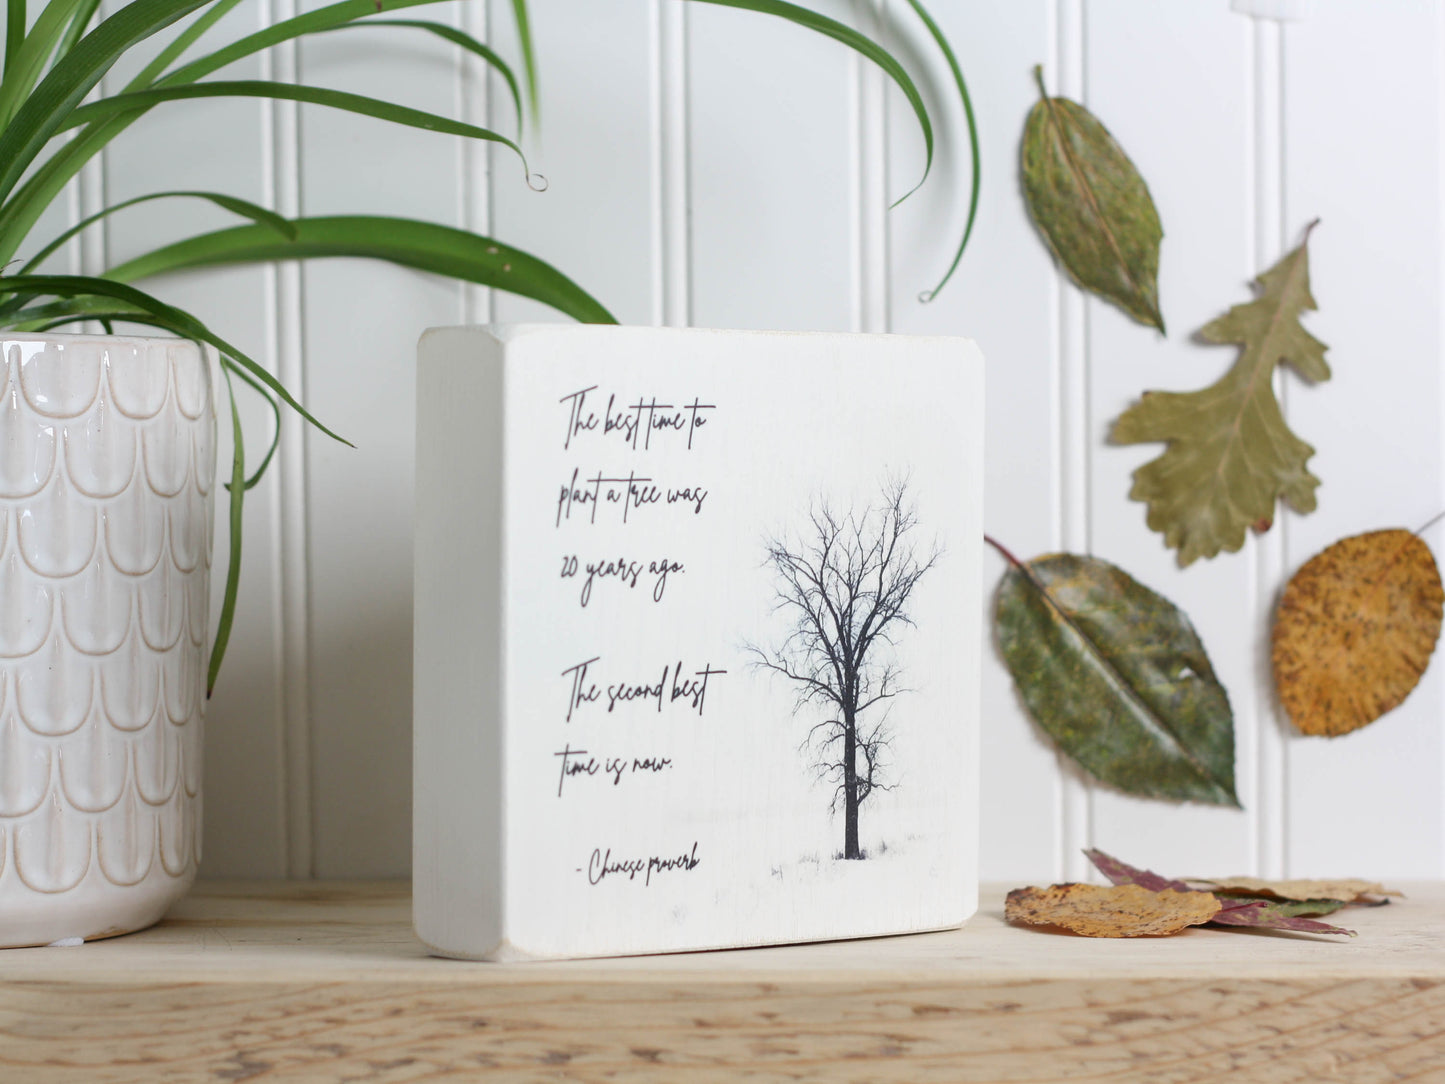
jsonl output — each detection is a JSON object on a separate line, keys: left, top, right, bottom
{"left": 1032, "top": 62, "right": 1048, "bottom": 100}
{"left": 1413, "top": 509, "right": 1445, "bottom": 538}
{"left": 983, "top": 532, "right": 1027, "bottom": 570}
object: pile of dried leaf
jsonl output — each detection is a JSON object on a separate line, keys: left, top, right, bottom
{"left": 1006, "top": 850, "right": 1397, "bottom": 938}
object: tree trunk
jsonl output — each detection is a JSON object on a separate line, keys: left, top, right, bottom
{"left": 842, "top": 709, "right": 861, "bottom": 859}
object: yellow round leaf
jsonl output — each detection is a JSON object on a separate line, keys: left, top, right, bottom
{"left": 1272, "top": 529, "right": 1444, "bottom": 737}
{"left": 1004, "top": 883, "right": 1220, "bottom": 938}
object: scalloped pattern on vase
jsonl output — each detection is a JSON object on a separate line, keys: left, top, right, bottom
{"left": 0, "top": 336, "right": 213, "bottom": 947}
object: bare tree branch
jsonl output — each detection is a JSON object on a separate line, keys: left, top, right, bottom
{"left": 746, "top": 478, "right": 938, "bottom": 860}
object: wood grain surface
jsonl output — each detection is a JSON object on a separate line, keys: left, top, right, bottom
{"left": 0, "top": 882, "right": 1441, "bottom": 1082}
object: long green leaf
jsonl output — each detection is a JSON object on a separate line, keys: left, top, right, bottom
{"left": 0, "top": 296, "right": 149, "bottom": 325}
{"left": 0, "top": 0, "right": 84, "bottom": 126}
{"left": 106, "top": 215, "right": 618, "bottom": 324}
{"left": 509, "top": 0, "right": 537, "bottom": 122}
{"left": 54, "top": 0, "right": 102, "bottom": 61}
{"left": 991, "top": 543, "right": 1239, "bottom": 807}
{"left": 62, "top": 80, "right": 536, "bottom": 183}
{"left": 20, "top": 188, "right": 297, "bottom": 274}
{"left": 323, "top": 18, "right": 524, "bottom": 136}
{"left": 224, "top": 361, "right": 281, "bottom": 491}
{"left": 0, "top": 273, "right": 347, "bottom": 444}
{"left": 0, "top": 0, "right": 461, "bottom": 262}
{"left": 125, "top": 0, "right": 243, "bottom": 90}
{"left": 160, "top": 0, "right": 453, "bottom": 87}
{"left": 901, "top": 0, "right": 978, "bottom": 302}
{"left": 5, "top": 0, "right": 23, "bottom": 76}
{"left": 212, "top": 360, "right": 246, "bottom": 695}
{"left": 0, "top": 0, "right": 211, "bottom": 203}
{"left": 689, "top": 0, "right": 933, "bottom": 203}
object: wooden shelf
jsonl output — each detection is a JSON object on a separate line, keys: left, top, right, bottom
{"left": 3, "top": 882, "right": 1442, "bottom": 1081}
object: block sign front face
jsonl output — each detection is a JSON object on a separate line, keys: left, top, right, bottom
{"left": 414, "top": 325, "right": 983, "bottom": 960}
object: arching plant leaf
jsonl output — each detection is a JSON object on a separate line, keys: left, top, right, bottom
{"left": 104, "top": 215, "right": 617, "bottom": 325}
{"left": 1272, "top": 529, "right": 1443, "bottom": 736}
{"left": 1112, "top": 225, "right": 1328, "bottom": 566}
{"left": 19, "top": 189, "right": 296, "bottom": 274}
{"left": 1021, "top": 65, "right": 1163, "bottom": 331}
{"left": 991, "top": 542, "right": 1238, "bottom": 806}
{"left": 690, "top": 0, "right": 934, "bottom": 204}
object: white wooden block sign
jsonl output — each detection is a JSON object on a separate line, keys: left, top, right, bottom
{"left": 413, "top": 325, "right": 983, "bottom": 960}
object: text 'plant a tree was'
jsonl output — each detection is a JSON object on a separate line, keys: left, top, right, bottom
{"left": 0, "top": 0, "right": 978, "bottom": 692}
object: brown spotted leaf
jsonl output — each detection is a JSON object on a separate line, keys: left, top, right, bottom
{"left": 1005, "top": 883, "right": 1219, "bottom": 938}
{"left": 1273, "top": 529, "right": 1443, "bottom": 736}
{"left": 1111, "top": 227, "right": 1328, "bottom": 566}
{"left": 1021, "top": 66, "right": 1164, "bottom": 331}
{"left": 1191, "top": 876, "right": 1402, "bottom": 903}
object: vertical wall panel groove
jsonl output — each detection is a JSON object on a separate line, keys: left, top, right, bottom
{"left": 1052, "top": 0, "right": 1091, "bottom": 884}
{"left": 78, "top": 6, "right": 109, "bottom": 291}
{"left": 653, "top": 0, "right": 690, "bottom": 328}
{"left": 1248, "top": 15, "right": 1288, "bottom": 879}
{"left": 458, "top": 0, "right": 493, "bottom": 326}
{"left": 1438, "top": 0, "right": 1445, "bottom": 882}
{"left": 259, "top": 0, "right": 313, "bottom": 880}
{"left": 850, "top": 0, "right": 887, "bottom": 335}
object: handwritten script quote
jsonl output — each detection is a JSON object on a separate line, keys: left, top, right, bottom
{"left": 553, "top": 385, "right": 723, "bottom": 887}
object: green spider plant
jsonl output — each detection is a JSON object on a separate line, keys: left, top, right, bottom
{"left": 0, "top": 0, "right": 978, "bottom": 694}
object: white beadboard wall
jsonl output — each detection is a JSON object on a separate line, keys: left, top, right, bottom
{"left": 32, "top": 0, "right": 1443, "bottom": 881}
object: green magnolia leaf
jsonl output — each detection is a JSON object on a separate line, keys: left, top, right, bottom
{"left": 1111, "top": 225, "right": 1328, "bottom": 567}
{"left": 1021, "top": 65, "right": 1164, "bottom": 331}
{"left": 992, "top": 545, "right": 1238, "bottom": 806}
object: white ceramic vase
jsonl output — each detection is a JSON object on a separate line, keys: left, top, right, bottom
{"left": 0, "top": 333, "right": 213, "bottom": 947}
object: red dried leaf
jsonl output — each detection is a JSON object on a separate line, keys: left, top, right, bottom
{"left": 1085, "top": 849, "right": 1356, "bottom": 936}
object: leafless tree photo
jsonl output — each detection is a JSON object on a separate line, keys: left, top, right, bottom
{"left": 751, "top": 479, "right": 939, "bottom": 860}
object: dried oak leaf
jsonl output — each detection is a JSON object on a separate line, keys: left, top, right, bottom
{"left": 1111, "top": 225, "right": 1328, "bottom": 566}
{"left": 1272, "top": 529, "right": 1443, "bottom": 737}
{"left": 1190, "top": 876, "right": 1401, "bottom": 903}
{"left": 1005, "top": 883, "right": 1219, "bottom": 938}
